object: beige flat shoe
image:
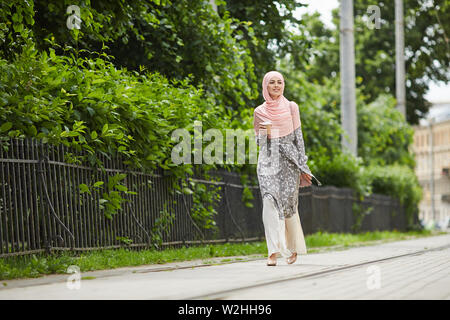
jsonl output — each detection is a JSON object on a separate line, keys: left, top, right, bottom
{"left": 287, "top": 252, "right": 297, "bottom": 265}
{"left": 267, "top": 254, "right": 277, "bottom": 266}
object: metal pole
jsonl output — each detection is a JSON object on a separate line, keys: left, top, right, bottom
{"left": 395, "top": 0, "right": 406, "bottom": 118}
{"left": 340, "top": 0, "right": 357, "bottom": 156}
{"left": 428, "top": 118, "right": 435, "bottom": 225}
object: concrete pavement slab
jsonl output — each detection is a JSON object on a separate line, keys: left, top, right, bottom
{"left": 0, "top": 233, "right": 448, "bottom": 300}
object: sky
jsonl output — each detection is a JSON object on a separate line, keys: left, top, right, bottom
{"left": 295, "top": 0, "right": 339, "bottom": 29}
{"left": 294, "top": 0, "right": 450, "bottom": 104}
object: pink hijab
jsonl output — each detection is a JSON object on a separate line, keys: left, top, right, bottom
{"left": 253, "top": 71, "right": 300, "bottom": 138}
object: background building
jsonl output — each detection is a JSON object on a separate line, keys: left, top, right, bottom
{"left": 412, "top": 102, "right": 450, "bottom": 229}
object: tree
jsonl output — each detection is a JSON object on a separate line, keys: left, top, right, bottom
{"left": 1, "top": 0, "right": 259, "bottom": 112}
{"left": 301, "top": 0, "right": 450, "bottom": 124}
{"left": 223, "top": 0, "right": 312, "bottom": 89}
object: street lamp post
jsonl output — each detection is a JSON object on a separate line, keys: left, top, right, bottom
{"left": 428, "top": 118, "right": 435, "bottom": 225}
{"left": 395, "top": 0, "right": 406, "bottom": 119}
{"left": 340, "top": 0, "right": 358, "bottom": 156}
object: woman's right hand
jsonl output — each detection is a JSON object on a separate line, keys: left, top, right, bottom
{"left": 259, "top": 124, "right": 271, "bottom": 135}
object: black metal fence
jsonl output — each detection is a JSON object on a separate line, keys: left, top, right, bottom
{"left": 0, "top": 138, "right": 407, "bottom": 258}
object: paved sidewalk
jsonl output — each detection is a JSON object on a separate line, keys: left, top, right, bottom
{"left": 0, "top": 233, "right": 449, "bottom": 299}
{"left": 210, "top": 242, "right": 450, "bottom": 299}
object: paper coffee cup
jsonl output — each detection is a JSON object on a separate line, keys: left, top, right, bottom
{"left": 260, "top": 121, "right": 272, "bottom": 136}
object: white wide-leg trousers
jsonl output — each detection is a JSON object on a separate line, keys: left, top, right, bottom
{"left": 262, "top": 196, "right": 307, "bottom": 257}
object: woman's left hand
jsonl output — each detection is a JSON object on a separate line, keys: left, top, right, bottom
{"left": 299, "top": 172, "right": 312, "bottom": 187}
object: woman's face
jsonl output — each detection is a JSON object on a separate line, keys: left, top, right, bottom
{"left": 267, "top": 76, "right": 283, "bottom": 99}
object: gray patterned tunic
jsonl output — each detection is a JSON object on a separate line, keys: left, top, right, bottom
{"left": 256, "top": 127, "right": 321, "bottom": 219}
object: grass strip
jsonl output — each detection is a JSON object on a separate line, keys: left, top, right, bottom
{"left": 0, "top": 229, "right": 443, "bottom": 281}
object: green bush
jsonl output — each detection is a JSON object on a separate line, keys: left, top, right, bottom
{"left": 1, "top": 0, "right": 258, "bottom": 114}
{"left": 313, "top": 152, "right": 365, "bottom": 192}
{"left": 0, "top": 43, "right": 226, "bottom": 171}
{"left": 0, "top": 42, "right": 229, "bottom": 221}
{"left": 357, "top": 94, "right": 415, "bottom": 169}
{"left": 362, "top": 164, "right": 423, "bottom": 229}
{"left": 0, "top": 0, "right": 423, "bottom": 232}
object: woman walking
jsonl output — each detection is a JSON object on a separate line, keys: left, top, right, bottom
{"left": 253, "top": 71, "right": 321, "bottom": 266}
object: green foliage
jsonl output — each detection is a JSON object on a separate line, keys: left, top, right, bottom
{"left": 223, "top": 0, "right": 312, "bottom": 82}
{"left": 279, "top": 62, "right": 344, "bottom": 160}
{"left": 351, "top": 202, "right": 374, "bottom": 233}
{"left": 116, "top": 236, "right": 133, "bottom": 246}
{"left": 304, "top": 229, "right": 434, "bottom": 248}
{"left": 0, "top": 0, "right": 426, "bottom": 231}
{"left": 357, "top": 95, "right": 416, "bottom": 169}
{"left": 0, "top": 36, "right": 228, "bottom": 219}
{"left": 301, "top": 0, "right": 450, "bottom": 124}
{"left": 101, "top": 173, "right": 137, "bottom": 219}
{"left": 0, "top": 0, "right": 36, "bottom": 60}
{"left": 0, "top": 41, "right": 224, "bottom": 165}
{"left": 150, "top": 208, "right": 176, "bottom": 249}
{"left": 278, "top": 59, "right": 420, "bottom": 224}
{"left": 362, "top": 164, "right": 423, "bottom": 229}
{"left": 20, "top": 0, "right": 258, "bottom": 113}
{"left": 182, "top": 177, "right": 222, "bottom": 234}
{"left": 0, "top": 230, "right": 437, "bottom": 280}
{"left": 313, "top": 152, "right": 366, "bottom": 193}
{"left": 240, "top": 174, "right": 255, "bottom": 208}
{"left": 78, "top": 173, "right": 136, "bottom": 219}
